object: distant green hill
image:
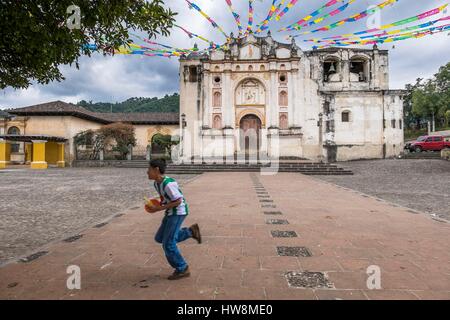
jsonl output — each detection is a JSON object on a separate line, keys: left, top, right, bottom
{"left": 77, "top": 93, "right": 180, "bottom": 113}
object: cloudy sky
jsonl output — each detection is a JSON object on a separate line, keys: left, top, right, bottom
{"left": 1, "top": 0, "right": 449, "bottom": 109}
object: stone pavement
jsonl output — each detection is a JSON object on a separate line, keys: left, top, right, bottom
{"left": 0, "top": 172, "right": 449, "bottom": 300}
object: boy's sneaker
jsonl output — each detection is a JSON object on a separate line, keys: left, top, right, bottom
{"left": 190, "top": 224, "right": 202, "bottom": 244}
{"left": 168, "top": 266, "right": 190, "bottom": 280}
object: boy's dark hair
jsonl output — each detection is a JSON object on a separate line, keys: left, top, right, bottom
{"left": 149, "top": 158, "right": 167, "bottom": 174}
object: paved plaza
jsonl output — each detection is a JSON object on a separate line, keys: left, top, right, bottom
{"left": 317, "top": 159, "right": 450, "bottom": 221}
{"left": 0, "top": 168, "right": 197, "bottom": 265}
{"left": 0, "top": 171, "right": 449, "bottom": 300}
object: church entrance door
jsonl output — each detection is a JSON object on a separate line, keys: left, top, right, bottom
{"left": 239, "top": 114, "right": 261, "bottom": 162}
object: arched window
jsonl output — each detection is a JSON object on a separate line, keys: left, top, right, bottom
{"left": 350, "top": 56, "right": 369, "bottom": 82}
{"left": 279, "top": 91, "right": 288, "bottom": 106}
{"left": 324, "top": 57, "right": 340, "bottom": 82}
{"left": 7, "top": 126, "right": 20, "bottom": 135}
{"left": 214, "top": 66, "right": 220, "bottom": 72}
{"left": 260, "top": 65, "right": 266, "bottom": 71}
{"left": 279, "top": 113, "right": 288, "bottom": 130}
{"left": 213, "top": 92, "right": 222, "bottom": 108}
{"left": 213, "top": 115, "right": 222, "bottom": 129}
{"left": 248, "top": 65, "right": 253, "bottom": 71}
{"left": 236, "top": 65, "right": 241, "bottom": 71}
{"left": 7, "top": 127, "right": 20, "bottom": 153}
{"left": 342, "top": 111, "right": 351, "bottom": 123}
{"left": 280, "top": 64, "right": 286, "bottom": 70}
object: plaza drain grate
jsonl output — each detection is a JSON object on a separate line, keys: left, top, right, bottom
{"left": 94, "top": 222, "right": 108, "bottom": 228}
{"left": 264, "top": 211, "right": 282, "bottom": 215}
{"left": 262, "top": 205, "right": 277, "bottom": 208}
{"left": 267, "top": 219, "right": 289, "bottom": 225}
{"left": 258, "top": 195, "right": 271, "bottom": 198}
{"left": 260, "top": 199, "right": 274, "bottom": 203}
{"left": 63, "top": 235, "right": 84, "bottom": 243}
{"left": 19, "top": 251, "right": 49, "bottom": 263}
{"left": 285, "top": 271, "right": 334, "bottom": 289}
{"left": 277, "top": 246, "right": 312, "bottom": 257}
{"left": 271, "top": 230, "right": 298, "bottom": 238}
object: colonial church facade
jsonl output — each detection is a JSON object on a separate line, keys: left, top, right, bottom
{"left": 179, "top": 33, "right": 404, "bottom": 163}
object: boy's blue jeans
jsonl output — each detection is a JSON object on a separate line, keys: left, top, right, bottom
{"left": 155, "top": 214, "right": 192, "bottom": 273}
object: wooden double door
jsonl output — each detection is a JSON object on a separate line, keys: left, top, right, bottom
{"left": 239, "top": 114, "right": 262, "bottom": 157}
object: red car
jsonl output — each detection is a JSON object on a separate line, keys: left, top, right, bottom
{"left": 407, "top": 135, "right": 450, "bottom": 152}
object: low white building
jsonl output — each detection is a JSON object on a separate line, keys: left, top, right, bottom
{"left": 179, "top": 33, "right": 404, "bottom": 163}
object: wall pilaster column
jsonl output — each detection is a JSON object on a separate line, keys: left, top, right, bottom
{"left": 0, "top": 139, "right": 11, "bottom": 169}
{"left": 31, "top": 140, "right": 47, "bottom": 169}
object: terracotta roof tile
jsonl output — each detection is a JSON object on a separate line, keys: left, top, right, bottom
{"left": 6, "top": 101, "right": 179, "bottom": 125}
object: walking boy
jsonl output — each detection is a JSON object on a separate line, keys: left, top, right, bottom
{"left": 145, "top": 159, "right": 202, "bottom": 280}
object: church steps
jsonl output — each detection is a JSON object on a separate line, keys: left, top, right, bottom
{"left": 104, "top": 161, "right": 353, "bottom": 175}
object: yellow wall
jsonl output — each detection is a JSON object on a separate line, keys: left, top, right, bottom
{"left": 0, "top": 142, "right": 11, "bottom": 169}
{"left": 5, "top": 142, "right": 11, "bottom": 161}
{"left": 45, "top": 142, "right": 59, "bottom": 165}
{"left": 134, "top": 125, "right": 179, "bottom": 147}
{"left": 25, "top": 115, "right": 102, "bottom": 164}
{"left": 7, "top": 115, "right": 179, "bottom": 165}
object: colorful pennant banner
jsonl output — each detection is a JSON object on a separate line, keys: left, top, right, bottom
{"left": 112, "top": 1, "right": 448, "bottom": 58}
{"left": 247, "top": 0, "right": 255, "bottom": 33}
{"left": 254, "top": 0, "right": 281, "bottom": 34}
{"left": 184, "top": 0, "right": 229, "bottom": 38}
{"left": 315, "top": 23, "right": 450, "bottom": 48}
{"left": 280, "top": 0, "right": 355, "bottom": 32}
{"left": 174, "top": 24, "right": 218, "bottom": 47}
{"left": 225, "top": 0, "right": 244, "bottom": 35}
{"left": 290, "top": 0, "right": 399, "bottom": 37}
{"left": 274, "top": 0, "right": 300, "bottom": 21}
{"left": 322, "top": 4, "right": 448, "bottom": 40}
{"left": 306, "top": 16, "right": 450, "bottom": 44}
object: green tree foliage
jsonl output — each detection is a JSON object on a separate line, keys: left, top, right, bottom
{"left": 78, "top": 93, "right": 180, "bottom": 113}
{"left": 152, "top": 133, "right": 179, "bottom": 158}
{"left": 403, "top": 78, "right": 423, "bottom": 129}
{"left": 406, "top": 62, "right": 450, "bottom": 131}
{"left": 0, "top": 0, "right": 176, "bottom": 89}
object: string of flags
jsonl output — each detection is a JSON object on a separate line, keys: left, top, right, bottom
{"left": 320, "top": 4, "right": 449, "bottom": 41}
{"left": 225, "top": 0, "right": 244, "bottom": 36}
{"left": 254, "top": 0, "right": 282, "bottom": 34}
{"left": 288, "top": 0, "right": 400, "bottom": 37}
{"left": 279, "top": 0, "right": 352, "bottom": 32}
{"left": 313, "top": 23, "right": 450, "bottom": 49}
{"left": 310, "top": 4, "right": 450, "bottom": 43}
{"left": 99, "top": 0, "right": 450, "bottom": 59}
{"left": 174, "top": 24, "right": 220, "bottom": 48}
{"left": 247, "top": 0, "right": 255, "bottom": 34}
{"left": 184, "top": 0, "right": 229, "bottom": 39}
{"left": 274, "top": 0, "right": 300, "bottom": 21}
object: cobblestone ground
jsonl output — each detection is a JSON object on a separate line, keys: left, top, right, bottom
{"left": 1, "top": 172, "right": 449, "bottom": 300}
{"left": 0, "top": 168, "right": 198, "bottom": 265}
{"left": 315, "top": 159, "right": 450, "bottom": 221}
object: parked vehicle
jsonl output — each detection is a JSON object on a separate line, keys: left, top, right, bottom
{"left": 405, "top": 135, "right": 450, "bottom": 152}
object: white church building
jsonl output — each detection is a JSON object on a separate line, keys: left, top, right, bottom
{"left": 179, "top": 33, "right": 404, "bottom": 163}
